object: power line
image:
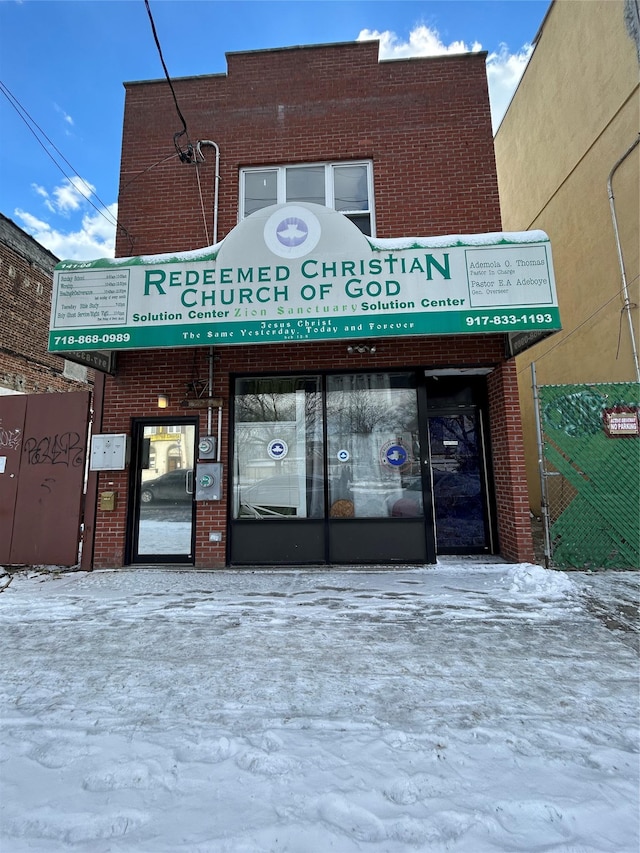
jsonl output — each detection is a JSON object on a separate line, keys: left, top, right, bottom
{"left": 144, "top": 0, "right": 194, "bottom": 163}
{"left": 517, "top": 280, "right": 638, "bottom": 374}
{"left": 143, "top": 1, "right": 218, "bottom": 245}
{"left": 119, "top": 152, "right": 182, "bottom": 192}
{"left": 0, "top": 78, "right": 134, "bottom": 250}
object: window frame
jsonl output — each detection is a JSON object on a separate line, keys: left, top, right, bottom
{"left": 239, "top": 160, "right": 376, "bottom": 236}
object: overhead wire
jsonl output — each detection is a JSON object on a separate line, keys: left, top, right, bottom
{"left": 144, "top": 0, "right": 194, "bottom": 163}
{"left": 2, "top": 1, "right": 214, "bottom": 257}
{"left": 0, "top": 78, "right": 134, "bottom": 249}
{"left": 143, "top": 0, "right": 214, "bottom": 246}
{"left": 119, "top": 151, "right": 182, "bottom": 192}
{"left": 516, "top": 278, "right": 639, "bottom": 374}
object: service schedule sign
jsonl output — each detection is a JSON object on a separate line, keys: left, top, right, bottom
{"left": 49, "top": 203, "right": 560, "bottom": 352}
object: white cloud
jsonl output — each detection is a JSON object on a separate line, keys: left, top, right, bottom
{"left": 35, "top": 176, "right": 97, "bottom": 215}
{"left": 486, "top": 42, "right": 534, "bottom": 131}
{"left": 15, "top": 176, "right": 117, "bottom": 260}
{"left": 15, "top": 204, "right": 117, "bottom": 261}
{"left": 54, "top": 103, "right": 74, "bottom": 127}
{"left": 359, "top": 24, "right": 482, "bottom": 59}
{"left": 31, "top": 183, "right": 49, "bottom": 200}
{"left": 358, "top": 25, "right": 533, "bottom": 133}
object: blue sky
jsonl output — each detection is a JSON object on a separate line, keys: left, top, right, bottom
{"left": 0, "top": 0, "right": 550, "bottom": 260}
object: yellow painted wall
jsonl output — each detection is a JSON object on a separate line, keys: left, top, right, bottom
{"left": 494, "top": 0, "right": 639, "bottom": 511}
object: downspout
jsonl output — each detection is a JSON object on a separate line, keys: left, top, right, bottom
{"left": 196, "top": 140, "right": 222, "bottom": 457}
{"left": 607, "top": 134, "right": 640, "bottom": 383}
{"left": 196, "top": 140, "right": 220, "bottom": 246}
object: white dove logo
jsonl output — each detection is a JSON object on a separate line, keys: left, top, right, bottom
{"left": 264, "top": 205, "right": 322, "bottom": 258}
{"left": 276, "top": 217, "right": 308, "bottom": 247}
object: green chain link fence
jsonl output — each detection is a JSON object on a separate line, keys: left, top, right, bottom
{"left": 538, "top": 382, "right": 640, "bottom": 569}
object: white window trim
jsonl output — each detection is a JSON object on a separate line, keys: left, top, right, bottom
{"left": 239, "top": 160, "right": 375, "bottom": 235}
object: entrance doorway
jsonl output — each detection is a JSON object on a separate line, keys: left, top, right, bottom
{"left": 128, "top": 419, "right": 196, "bottom": 563}
{"left": 428, "top": 411, "right": 494, "bottom": 552}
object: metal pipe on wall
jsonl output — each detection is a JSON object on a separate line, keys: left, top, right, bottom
{"left": 196, "top": 140, "right": 222, "bottom": 446}
{"left": 607, "top": 134, "right": 640, "bottom": 383}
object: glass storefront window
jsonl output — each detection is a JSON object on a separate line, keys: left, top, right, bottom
{"left": 233, "top": 373, "right": 423, "bottom": 522}
{"left": 326, "top": 373, "right": 423, "bottom": 519}
{"left": 229, "top": 371, "right": 492, "bottom": 563}
{"left": 233, "top": 376, "right": 323, "bottom": 519}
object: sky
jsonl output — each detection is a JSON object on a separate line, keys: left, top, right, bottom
{"left": 0, "top": 0, "right": 551, "bottom": 262}
{"left": 1, "top": 561, "right": 638, "bottom": 851}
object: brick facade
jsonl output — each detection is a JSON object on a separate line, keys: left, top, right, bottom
{"left": 117, "top": 44, "right": 500, "bottom": 256}
{"left": 0, "top": 214, "right": 93, "bottom": 394}
{"left": 90, "top": 42, "right": 535, "bottom": 568}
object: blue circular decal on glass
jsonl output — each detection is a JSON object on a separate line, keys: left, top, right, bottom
{"left": 267, "top": 439, "right": 288, "bottom": 460}
{"left": 276, "top": 217, "right": 309, "bottom": 248}
{"left": 383, "top": 444, "right": 408, "bottom": 467}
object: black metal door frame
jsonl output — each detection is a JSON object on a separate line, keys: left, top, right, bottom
{"left": 126, "top": 417, "right": 198, "bottom": 564}
{"left": 426, "top": 407, "right": 496, "bottom": 554}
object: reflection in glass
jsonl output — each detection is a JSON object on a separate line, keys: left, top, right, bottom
{"left": 233, "top": 377, "right": 323, "bottom": 519}
{"left": 137, "top": 424, "right": 195, "bottom": 555}
{"left": 428, "top": 414, "right": 487, "bottom": 549}
{"left": 344, "top": 214, "right": 371, "bottom": 236}
{"left": 244, "top": 170, "right": 278, "bottom": 215}
{"left": 333, "top": 164, "right": 368, "bottom": 211}
{"left": 326, "top": 374, "right": 422, "bottom": 519}
{"left": 285, "top": 166, "right": 326, "bottom": 206}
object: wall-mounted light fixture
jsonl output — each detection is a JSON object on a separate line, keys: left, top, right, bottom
{"left": 157, "top": 393, "right": 169, "bottom": 409}
{"left": 347, "top": 344, "right": 377, "bottom": 355}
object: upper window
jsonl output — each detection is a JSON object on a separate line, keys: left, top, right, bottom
{"left": 240, "top": 162, "right": 374, "bottom": 236}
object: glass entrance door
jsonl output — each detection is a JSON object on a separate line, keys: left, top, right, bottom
{"left": 428, "top": 411, "right": 493, "bottom": 552}
{"left": 130, "top": 420, "right": 196, "bottom": 563}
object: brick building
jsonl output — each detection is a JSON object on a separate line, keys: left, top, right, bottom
{"left": 0, "top": 213, "right": 93, "bottom": 395}
{"left": 51, "top": 41, "right": 559, "bottom": 569}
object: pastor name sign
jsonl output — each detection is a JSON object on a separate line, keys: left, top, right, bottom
{"left": 49, "top": 203, "right": 560, "bottom": 352}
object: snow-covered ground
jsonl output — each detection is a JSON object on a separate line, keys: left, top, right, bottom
{"left": 0, "top": 561, "right": 638, "bottom": 853}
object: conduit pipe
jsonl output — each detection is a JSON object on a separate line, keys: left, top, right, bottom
{"left": 196, "top": 140, "right": 222, "bottom": 458}
{"left": 196, "top": 140, "right": 220, "bottom": 244}
{"left": 607, "top": 134, "right": 640, "bottom": 383}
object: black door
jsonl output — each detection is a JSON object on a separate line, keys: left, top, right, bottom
{"left": 128, "top": 419, "right": 196, "bottom": 564}
{"left": 427, "top": 410, "right": 494, "bottom": 553}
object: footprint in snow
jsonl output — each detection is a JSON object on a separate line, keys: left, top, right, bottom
{"left": 317, "top": 793, "right": 386, "bottom": 842}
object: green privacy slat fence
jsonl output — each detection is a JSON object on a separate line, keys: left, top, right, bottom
{"left": 538, "top": 383, "right": 640, "bottom": 569}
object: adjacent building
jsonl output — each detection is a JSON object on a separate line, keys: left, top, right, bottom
{"left": 0, "top": 213, "right": 93, "bottom": 395}
{"left": 494, "top": 0, "right": 639, "bottom": 512}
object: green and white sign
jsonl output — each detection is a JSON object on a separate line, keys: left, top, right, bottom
{"left": 49, "top": 203, "right": 560, "bottom": 352}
